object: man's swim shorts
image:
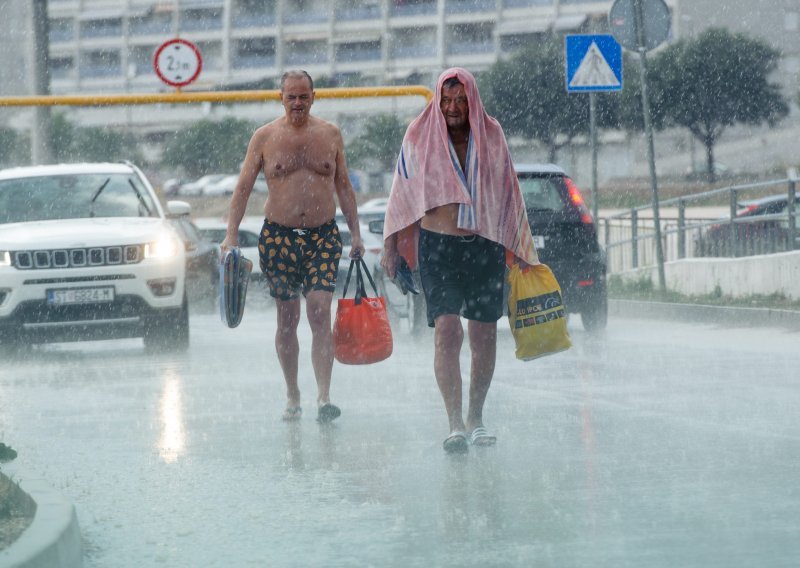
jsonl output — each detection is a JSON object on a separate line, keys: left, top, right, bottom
{"left": 418, "top": 228, "right": 505, "bottom": 327}
{"left": 258, "top": 218, "right": 343, "bottom": 301}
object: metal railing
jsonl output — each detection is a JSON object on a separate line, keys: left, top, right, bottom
{"left": 603, "top": 177, "right": 798, "bottom": 274}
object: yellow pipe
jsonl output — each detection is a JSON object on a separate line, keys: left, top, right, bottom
{"left": 0, "top": 86, "right": 433, "bottom": 107}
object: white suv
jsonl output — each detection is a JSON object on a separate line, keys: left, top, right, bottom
{"left": 0, "top": 162, "right": 190, "bottom": 352}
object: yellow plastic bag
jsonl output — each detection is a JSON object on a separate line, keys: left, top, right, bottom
{"left": 507, "top": 263, "right": 572, "bottom": 361}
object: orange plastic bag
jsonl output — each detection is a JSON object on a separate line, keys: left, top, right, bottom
{"left": 333, "top": 258, "right": 393, "bottom": 365}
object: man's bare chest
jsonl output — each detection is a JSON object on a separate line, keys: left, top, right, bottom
{"left": 264, "top": 138, "right": 336, "bottom": 178}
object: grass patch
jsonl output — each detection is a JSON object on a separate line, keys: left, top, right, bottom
{"left": 608, "top": 274, "right": 800, "bottom": 311}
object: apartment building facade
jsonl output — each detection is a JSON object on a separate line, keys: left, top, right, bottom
{"left": 41, "top": 0, "right": 676, "bottom": 96}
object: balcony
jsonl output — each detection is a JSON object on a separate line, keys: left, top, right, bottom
{"left": 232, "top": 55, "right": 277, "bottom": 69}
{"left": 391, "top": 43, "right": 437, "bottom": 59}
{"left": 130, "top": 19, "right": 173, "bottom": 36}
{"left": 284, "top": 11, "right": 329, "bottom": 24}
{"left": 336, "top": 48, "right": 382, "bottom": 63}
{"left": 335, "top": 5, "right": 381, "bottom": 21}
{"left": 181, "top": 16, "right": 223, "bottom": 32}
{"left": 447, "top": 0, "right": 497, "bottom": 13}
{"left": 285, "top": 52, "right": 329, "bottom": 65}
{"left": 80, "top": 20, "right": 122, "bottom": 39}
{"left": 49, "top": 29, "right": 74, "bottom": 43}
{"left": 79, "top": 65, "right": 121, "bottom": 79}
{"left": 233, "top": 13, "right": 277, "bottom": 27}
{"left": 503, "top": 0, "right": 553, "bottom": 7}
{"left": 49, "top": 65, "right": 74, "bottom": 80}
{"left": 447, "top": 41, "right": 494, "bottom": 55}
{"left": 390, "top": 2, "right": 437, "bottom": 17}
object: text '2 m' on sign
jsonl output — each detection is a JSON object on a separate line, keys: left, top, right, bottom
{"left": 565, "top": 34, "right": 622, "bottom": 93}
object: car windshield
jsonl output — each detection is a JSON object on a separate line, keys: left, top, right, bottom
{"left": 0, "top": 173, "right": 159, "bottom": 224}
{"left": 518, "top": 176, "right": 566, "bottom": 212}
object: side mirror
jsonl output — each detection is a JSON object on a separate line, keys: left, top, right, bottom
{"left": 368, "top": 219, "right": 384, "bottom": 235}
{"left": 166, "top": 200, "right": 191, "bottom": 217}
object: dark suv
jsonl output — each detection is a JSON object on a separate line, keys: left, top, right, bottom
{"left": 369, "top": 164, "right": 608, "bottom": 332}
{"left": 516, "top": 164, "right": 607, "bottom": 331}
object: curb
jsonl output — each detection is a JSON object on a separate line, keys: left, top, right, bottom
{"left": 609, "top": 299, "right": 800, "bottom": 330}
{"left": 0, "top": 468, "right": 82, "bottom": 568}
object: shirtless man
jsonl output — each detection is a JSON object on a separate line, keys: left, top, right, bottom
{"left": 222, "top": 70, "right": 364, "bottom": 424}
{"left": 382, "top": 68, "right": 538, "bottom": 453}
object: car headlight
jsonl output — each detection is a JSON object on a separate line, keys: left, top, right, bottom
{"left": 145, "top": 234, "right": 180, "bottom": 259}
{"left": 0, "top": 251, "right": 10, "bottom": 267}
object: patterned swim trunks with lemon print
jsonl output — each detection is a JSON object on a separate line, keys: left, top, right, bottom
{"left": 257, "top": 218, "right": 343, "bottom": 301}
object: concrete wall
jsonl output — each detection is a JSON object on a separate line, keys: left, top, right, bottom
{"left": 616, "top": 251, "right": 800, "bottom": 300}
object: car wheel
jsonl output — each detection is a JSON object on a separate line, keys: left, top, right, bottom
{"left": 144, "top": 293, "right": 190, "bottom": 352}
{"left": 581, "top": 294, "right": 608, "bottom": 332}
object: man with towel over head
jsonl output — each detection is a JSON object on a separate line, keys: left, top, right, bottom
{"left": 381, "top": 68, "right": 539, "bottom": 454}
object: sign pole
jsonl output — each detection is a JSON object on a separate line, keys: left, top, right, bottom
{"left": 589, "top": 91, "right": 598, "bottom": 223}
{"left": 634, "top": 0, "right": 666, "bottom": 292}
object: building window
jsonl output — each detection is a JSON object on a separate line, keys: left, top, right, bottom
{"left": 391, "top": 27, "right": 437, "bottom": 58}
{"left": 447, "top": 23, "right": 494, "bottom": 55}
{"left": 446, "top": 0, "right": 496, "bottom": 14}
{"left": 49, "top": 56, "right": 74, "bottom": 80}
{"left": 391, "top": 0, "right": 437, "bottom": 17}
{"left": 129, "top": 46, "right": 157, "bottom": 76}
{"left": 48, "top": 18, "right": 74, "bottom": 43}
{"left": 284, "top": 40, "right": 329, "bottom": 65}
{"left": 79, "top": 50, "right": 121, "bottom": 79}
{"left": 80, "top": 18, "right": 122, "bottom": 39}
{"left": 335, "top": 0, "right": 381, "bottom": 21}
{"left": 180, "top": 8, "right": 223, "bottom": 32}
{"left": 233, "top": 0, "right": 277, "bottom": 27}
{"left": 335, "top": 40, "right": 382, "bottom": 63}
{"left": 284, "top": 0, "right": 330, "bottom": 24}
{"left": 130, "top": 12, "right": 173, "bottom": 36}
{"left": 233, "top": 38, "right": 277, "bottom": 69}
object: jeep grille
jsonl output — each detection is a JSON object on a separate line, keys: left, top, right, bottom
{"left": 12, "top": 245, "right": 144, "bottom": 270}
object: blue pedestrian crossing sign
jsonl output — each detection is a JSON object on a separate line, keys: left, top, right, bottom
{"left": 565, "top": 34, "right": 622, "bottom": 93}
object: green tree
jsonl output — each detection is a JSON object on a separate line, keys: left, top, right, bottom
{"left": 49, "top": 113, "right": 76, "bottom": 162}
{"left": 0, "top": 127, "right": 22, "bottom": 166}
{"left": 161, "top": 117, "right": 257, "bottom": 178}
{"left": 346, "top": 113, "right": 407, "bottom": 173}
{"left": 479, "top": 37, "right": 619, "bottom": 162}
{"left": 48, "top": 112, "right": 141, "bottom": 163}
{"left": 620, "top": 28, "right": 788, "bottom": 182}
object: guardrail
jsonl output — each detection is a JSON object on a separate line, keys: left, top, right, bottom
{"left": 0, "top": 85, "right": 434, "bottom": 107}
{"left": 603, "top": 177, "right": 797, "bottom": 274}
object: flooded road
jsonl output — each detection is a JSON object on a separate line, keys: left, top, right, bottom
{"left": 1, "top": 305, "right": 798, "bottom": 567}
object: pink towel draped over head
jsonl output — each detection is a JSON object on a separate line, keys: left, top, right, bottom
{"left": 383, "top": 67, "right": 539, "bottom": 268}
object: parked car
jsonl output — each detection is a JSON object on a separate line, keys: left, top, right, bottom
{"left": 194, "top": 217, "right": 263, "bottom": 282}
{"left": 165, "top": 204, "right": 220, "bottom": 312}
{"left": 697, "top": 193, "right": 799, "bottom": 256}
{"left": 367, "top": 164, "right": 608, "bottom": 332}
{"left": 336, "top": 224, "right": 384, "bottom": 294}
{"left": 163, "top": 177, "right": 189, "bottom": 196}
{"left": 178, "top": 174, "right": 229, "bottom": 197}
{"left": 0, "top": 162, "right": 190, "bottom": 351}
{"left": 203, "top": 173, "right": 269, "bottom": 197}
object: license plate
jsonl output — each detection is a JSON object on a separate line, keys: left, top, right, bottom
{"left": 533, "top": 235, "right": 545, "bottom": 249}
{"left": 47, "top": 286, "right": 115, "bottom": 305}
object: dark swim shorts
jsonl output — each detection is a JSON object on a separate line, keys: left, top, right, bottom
{"left": 258, "top": 218, "right": 343, "bottom": 301}
{"left": 418, "top": 228, "right": 506, "bottom": 327}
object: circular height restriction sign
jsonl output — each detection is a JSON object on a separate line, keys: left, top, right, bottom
{"left": 154, "top": 38, "right": 202, "bottom": 88}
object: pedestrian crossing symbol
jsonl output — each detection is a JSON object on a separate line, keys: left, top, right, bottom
{"left": 565, "top": 34, "right": 623, "bottom": 93}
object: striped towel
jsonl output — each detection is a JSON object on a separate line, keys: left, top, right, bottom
{"left": 384, "top": 67, "right": 539, "bottom": 268}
